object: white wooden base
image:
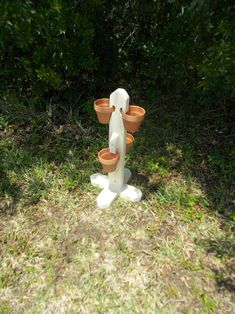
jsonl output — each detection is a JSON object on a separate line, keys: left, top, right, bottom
{"left": 90, "top": 168, "right": 142, "bottom": 209}
{"left": 96, "top": 187, "right": 118, "bottom": 209}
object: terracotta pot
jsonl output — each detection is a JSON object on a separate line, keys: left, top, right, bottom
{"left": 94, "top": 98, "right": 114, "bottom": 124}
{"left": 98, "top": 148, "right": 119, "bottom": 173}
{"left": 122, "top": 105, "right": 145, "bottom": 132}
{"left": 126, "top": 133, "right": 134, "bottom": 153}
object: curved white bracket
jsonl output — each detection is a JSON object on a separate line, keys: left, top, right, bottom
{"left": 109, "top": 132, "right": 119, "bottom": 154}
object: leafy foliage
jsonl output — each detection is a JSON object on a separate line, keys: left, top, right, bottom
{"left": 107, "top": 0, "right": 235, "bottom": 103}
{"left": 0, "top": 0, "right": 104, "bottom": 103}
{"left": 0, "top": 0, "right": 234, "bottom": 106}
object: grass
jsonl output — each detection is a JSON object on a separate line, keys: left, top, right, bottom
{"left": 0, "top": 97, "right": 234, "bottom": 313}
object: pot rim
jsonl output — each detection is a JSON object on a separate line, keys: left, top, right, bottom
{"left": 126, "top": 105, "right": 145, "bottom": 114}
{"left": 122, "top": 105, "right": 145, "bottom": 122}
{"left": 98, "top": 148, "right": 119, "bottom": 165}
{"left": 94, "top": 98, "right": 114, "bottom": 113}
{"left": 126, "top": 133, "right": 135, "bottom": 143}
{"left": 94, "top": 105, "right": 114, "bottom": 113}
{"left": 94, "top": 98, "right": 109, "bottom": 105}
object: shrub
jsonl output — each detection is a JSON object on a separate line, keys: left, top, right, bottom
{"left": 0, "top": 0, "right": 234, "bottom": 107}
{"left": 105, "top": 0, "right": 235, "bottom": 104}
{"left": 0, "top": 0, "right": 104, "bottom": 104}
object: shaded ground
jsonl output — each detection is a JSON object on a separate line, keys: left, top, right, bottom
{"left": 0, "top": 98, "right": 234, "bottom": 313}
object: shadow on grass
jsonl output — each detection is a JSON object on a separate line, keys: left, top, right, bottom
{"left": 1, "top": 98, "right": 234, "bottom": 220}
{"left": 128, "top": 98, "right": 235, "bottom": 294}
{"left": 0, "top": 168, "right": 22, "bottom": 215}
{"left": 0, "top": 97, "right": 234, "bottom": 297}
{"left": 197, "top": 235, "right": 235, "bottom": 293}
{"left": 0, "top": 103, "right": 106, "bottom": 214}
{"left": 130, "top": 99, "right": 235, "bottom": 220}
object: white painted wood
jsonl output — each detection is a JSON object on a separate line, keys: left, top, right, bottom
{"left": 119, "top": 184, "right": 142, "bottom": 202}
{"left": 90, "top": 173, "right": 109, "bottom": 188}
{"left": 124, "top": 168, "right": 132, "bottom": 183}
{"left": 96, "top": 187, "right": 118, "bottom": 209}
{"left": 90, "top": 88, "right": 142, "bottom": 208}
{"left": 109, "top": 89, "right": 129, "bottom": 193}
{"left": 93, "top": 168, "right": 135, "bottom": 208}
{"left": 109, "top": 132, "right": 119, "bottom": 154}
{"left": 90, "top": 168, "right": 132, "bottom": 190}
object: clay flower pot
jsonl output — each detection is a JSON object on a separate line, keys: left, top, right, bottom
{"left": 94, "top": 98, "right": 114, "bottom": 124}
{"left": 126, "top": 133, "right": 134, "bottom": 153}
{"left": 122, "top": 105, "right": 145, "bottom": 132}
{"left": 98, "top": 148, "right": 119, "bottom": 173}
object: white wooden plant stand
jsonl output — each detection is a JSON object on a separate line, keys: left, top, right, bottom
{"left": 90, "top": 88, "right": 142, "bottom": 209}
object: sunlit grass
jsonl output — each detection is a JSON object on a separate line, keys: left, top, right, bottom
{"left": 0, "top": 101, "right": 234, "bottom": 313}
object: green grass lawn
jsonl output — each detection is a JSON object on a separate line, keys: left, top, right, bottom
{"left": 0, "top": 98, "right": 234, "bottom": 313}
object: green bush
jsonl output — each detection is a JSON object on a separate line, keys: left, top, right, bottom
{"left": 106, "top": 0, "right": 235, "bottom": 103}
{"left": 0, "top": 0, "right": 104, "bottom": 104}
{"left": 0, "top": 0, "right": 234, "bottom": 107}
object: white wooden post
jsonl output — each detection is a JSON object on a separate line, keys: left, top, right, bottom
{"left": 90, "top": 88, "right": 142, "bottom": 208}
{"left": 108, "top": 88, "right": 128, "bottom": 193}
